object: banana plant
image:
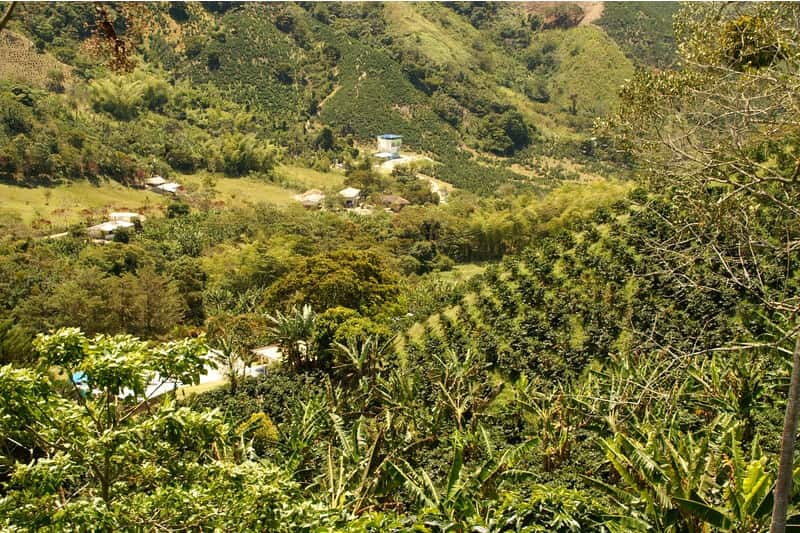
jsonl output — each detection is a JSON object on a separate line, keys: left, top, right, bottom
{"left": 390, "top": 427, "right": 535, "bottom": 524}
{"left": 265, "top": 304, "right": 316, "bottom": 371}
{"left": 375, "top": 366, "right": 445, "bottom": 445}
{"left": 316, "top": 413, "right": 394, "bottom": 513}
{"left": 432, "top": 349, "right": 494, "bottom": 432}
{"left": 510, "top": 377, "right": 576, "bottom": 472}
{"left": 672, "top": 429, "right": 793, "bottom": 532}
{"left": 278, "top": 395, "right": 328, "bottom": 480}
{"left": 588, "top": 414, "right": 800, "bottom": 532}
{"left": 333, "top": 334, "right": 394, "bottom": 386}
{"left": 685, "top": 350, "right": 767, "bottom": 440}
{"left": 587, "top": 415, "right": 729, "bottom": 531}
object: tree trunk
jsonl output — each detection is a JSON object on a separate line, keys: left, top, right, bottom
{"left": 771, "top": 334, "right": 800, "bottom": 533}
{"left": 0, "top": 2, "right": 15, "bottom": 32}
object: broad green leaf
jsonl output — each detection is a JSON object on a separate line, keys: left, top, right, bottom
{"left": 674, "top": 497, "right": 731, "bottom": 529}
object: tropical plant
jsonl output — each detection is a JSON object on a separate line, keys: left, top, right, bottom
{"left": 609, "top": 4, "right": 800, "bottom": 527}
{"left": 390, "top": 427, "right": 534, "bottom": 524}
{"left": 316, "top": 413, "right": 397, "bottom": 514}
{"left": 89, "top": 76, "right": 145, "bottom": 120}
{"left": 672, "top": 430, "right": 777, "bottom": 532}
{"left": 266, "top": 304, "right": 317, "bottom": 371}
{"left": 589, "top": 414, "right": 800, "bottom": 532}
{"left": 0, "top": 328, "right": 219, "bottom": 526}
{"left": 333, "top": 334, "right": 393, "bottom": 385}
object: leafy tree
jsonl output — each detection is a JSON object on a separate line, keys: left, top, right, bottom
{"left": 274, "top": 11, "right": 295, "bottom": 33}
{"left": 0, "top": 318, "right": 34, "bottom": 366}
{"left": 0, "top": 329, "right": 211, "bottom": 523}
{"left": 479, "top": 111, "right": 530, "bottom": 155}
{"left": 431, "top": 91, "right": 462, "bottom": 127}
{"left": 114, "top": 266, "right": 186, "bottom": 337}
{"left": 168, "top": 256, "right": 207, "bottom": 324}
{"left": 89, "top": 76, "right": 144, "bottom": 120}
{"left": 166, "top": 201, "right": 190, "bottom": 218}
{"left": 263, "top": 249, "right": 400, "bottom": 313}
{"left": 314, "top": 126, "right": 335, "bottom": 150}
{"left": 206, "top": 133, "right": 278, "bottom": 177}
{"left": 608, "top": 4, "right": 800, "bottom": 529}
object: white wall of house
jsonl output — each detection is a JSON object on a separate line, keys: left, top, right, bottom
{"left": 377, "top": 136, "right": 402, "bottom": 155}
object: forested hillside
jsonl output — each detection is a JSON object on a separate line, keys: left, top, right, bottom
{"left": 3, "top": 2, "right": 800, "bottom": 532}
{"left": 1, "top": 1, "right": 638, "bottom": 200}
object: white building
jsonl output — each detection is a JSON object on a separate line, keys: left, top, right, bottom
{"left": 376, "top": 134, "right": 402, "bottom": 159}
{"left": 146, "top": 176, "right": 167, "bottom": 187}
{"left": 86, "top": 220, "right": 134, "bottom": 240}
{"left": 155, "top": 182, "right": 183, "bottom": 195}
{"left": 251, "top": 345, "right": 282, "bottom": 365}
{"left": 339, "top": 187, "right": 362, "bottom": 208}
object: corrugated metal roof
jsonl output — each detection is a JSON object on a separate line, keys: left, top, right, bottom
{"left": 88, "top": 220, "right": 134, "bottom": 233}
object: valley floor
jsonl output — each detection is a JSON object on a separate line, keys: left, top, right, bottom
{"left": 0, "top": 165, "right": 346, "bottom": 231}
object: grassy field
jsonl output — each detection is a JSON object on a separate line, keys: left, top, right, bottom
{"left": 179, "top": 173, "right": 297, "bottom": 207}
{"left": 0, "top": 165, "right": 345, "bottom": 232}
{"left": 180, "top": 166, "right": 346, "bottom": 207}
{"left": 275, "top": 165, "right": 345, "bottom": 190}
{"left": 544, "top": 26, "right": 635, "bottom": 117}
{"left": 0, "top": 180, "right": 168, "bottom": 229}
{"left": 383, "top": 3, "right": 477, "bottom": 66}
{"left": 434, "top": 262, "right": 490, "bottom": 284}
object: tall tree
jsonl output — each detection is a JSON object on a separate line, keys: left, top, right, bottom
{"left": 609, "top": 4, "right": 800, "bottom": 530}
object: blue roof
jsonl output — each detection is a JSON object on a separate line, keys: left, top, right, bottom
{"left": 72, "top": 371, "right": 88, "bottom": 384}
{"left": 377, "top": 134, "right": 402, "bottom": 140}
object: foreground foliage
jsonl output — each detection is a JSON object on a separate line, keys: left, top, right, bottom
{"left": 5, "top": 2, "right": 800, "bottom": 532}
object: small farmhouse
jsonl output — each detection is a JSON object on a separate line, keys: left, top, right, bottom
{"left": 375, "top": 134, "right": 402, "bottom": 159}
{"left": 155, "top": 182, "right": 183, "bottom": 195}
{"left": 339, "top": 187, "right": 362, "bottom": 208}
{"left": 293, "top": 189, "right": 326, "bottom": 209}
{"left": 251, "top": 345, "right": 282, "bottom": 365}
{"left": 87, "top": 220, "right": 134, "bottom": 240}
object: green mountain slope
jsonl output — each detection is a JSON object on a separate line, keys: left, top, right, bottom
{"left": 597, "top": 2, "right": 679, "bottom": 68}
{"left": 2, "top": 2, "right": 660, "bottom": 198}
